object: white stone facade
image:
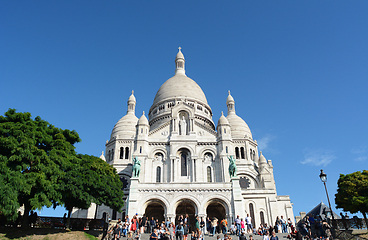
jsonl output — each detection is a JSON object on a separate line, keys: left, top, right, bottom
{"left": 72, "top": 48, "right": 294, "bottom": 228}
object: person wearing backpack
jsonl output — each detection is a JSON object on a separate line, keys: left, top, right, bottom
{"left": 176, "top": 222, "right": 184, "bottom": 240}
{"left": 220, "top": 218, "right": 228, "bottom": 234}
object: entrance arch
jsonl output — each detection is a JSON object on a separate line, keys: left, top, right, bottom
{"left": 175, "top": 199, "right": 197, "bottom": 230}
{"left": 206, "top": 199, "right": 227, "bottom": 224}
{"left": 144, "top": 199, "right": 166, "bottom": 224}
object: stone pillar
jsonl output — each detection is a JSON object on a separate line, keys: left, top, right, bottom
{"left": 127, "top": 178, "right": 140, "bottom": 217}
{"left": 231, "top": 177, "right": 245, "bottom": 220}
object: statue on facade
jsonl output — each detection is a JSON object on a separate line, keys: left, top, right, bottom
{"left": 228, "top": 155, "right": 237, "bottom": 178}
{"left": 179, "top": 116, "right": 187, "bottom": 135}
{"left": 132, "top": 156, "right": 141, "bottom": 177}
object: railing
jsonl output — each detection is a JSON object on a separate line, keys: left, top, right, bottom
{"left": 333, "top": 218, "right": 367, "bottom": 230}
{"left": 36, "top": 216, "right": 107, "bottom": 231}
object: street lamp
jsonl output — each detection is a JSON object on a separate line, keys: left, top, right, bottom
{"left": 319, "top": 169, "right": 335, "bottom": 223}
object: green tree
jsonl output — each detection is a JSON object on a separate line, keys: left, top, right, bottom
{"left": 0, "top": 109, "right": 80, "bottom": 228}
{"left": 59, "top": 154, "right": 124, "bottom": 229}
{"left": 335, "top": 170, "right": 368, "bottom": 227}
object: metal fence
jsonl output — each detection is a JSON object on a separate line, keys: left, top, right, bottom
{"left": 334, "top": 218, "right": 367, "bottom": 230}
{"left": 37, "top": 216, "right": 106, "bottom": 231}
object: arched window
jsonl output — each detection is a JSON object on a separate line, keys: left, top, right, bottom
{"left": 250, "top": 149, "right": 253, "bottom": 160}
{"left": 224, "top": 128, "right": 226, "bottom": 133}
{"left": 260, "top": 211, "right": 265, "bottom": 226}
{"left": 207, "top": 166, "right": 212, "bottom": 182}
{"left": 108, "top": 150, "right": 111, "bottom": 161}
{"left": 125, "top": 147, "right": 129, "bottom": 159}
{"left": 181, "top": 152, "right": 187, "bottom": 176}
{"left": 235, "top": 147, "right": 240, "bottom": 159}
{"left": 141, "top": 128, "right": 143, "bottom": 133}
{"left": 111, "top": 149, "right": 114, "bottom": 161}
{"left": 226, "top": 146, "right": 228, "bottom": 154}
{"left": 240, "top": 147, "right": 245, "bottom": 159}
{"left": 156, "top": 166, "right": 161, "bottom": 182}
{"left": 249, "top": 203, "right": 255, "bottom": 228}
{"left": 120, "top": 147, "right": 124, "bottom": 159}
{"left": 139, "top": 146, "right": 142, "bottom": 153}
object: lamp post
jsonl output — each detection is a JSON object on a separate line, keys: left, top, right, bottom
{"left": 319, "top": 169, "right": 335, "bottom": 223}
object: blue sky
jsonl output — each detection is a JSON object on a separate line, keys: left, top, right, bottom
{"left": 1, "top": 1, "right": 367, "bottom": 219}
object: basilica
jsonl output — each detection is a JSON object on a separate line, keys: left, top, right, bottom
{"left": 72, "top": 49, "right": 294, "bottom": 228}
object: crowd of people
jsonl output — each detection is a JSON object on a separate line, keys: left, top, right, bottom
{"left": 297, "top": 214, "right": 332, "bottom": 240}
{"left": 106, "top": 213, "right": 334, "bottom": 240}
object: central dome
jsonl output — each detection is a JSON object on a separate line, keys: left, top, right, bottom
{"left": 152, "top": 74, "right": 208, "bottom": 106}
{"left": 152, "top": 48, "right": 208, "bottom": 107}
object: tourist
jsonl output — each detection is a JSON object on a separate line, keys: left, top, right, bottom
{"left": 176, "top": 222, "right": 185, "bottom": 240}
{"left": 240, "top": 218, "right": 246, "bottom": 233}
{"left": 249, "top": 235, "right": 254, "bottom": 240}
{"left": 235, "top": 215, "right": 241, "bottom": 236}
{"left": 239, "top": 231, "right": 247, "bottom": 240}
{"left": 245, "top": 214, "right": 252, "bottom": 234}
{"left": 221, "top": 218, "right": 228, "bottom": 234}
{"left": 262, "top": 230, "right": 270, "bottom": 240}
{"left": 274, "top": 217, "right": 280, "bottom": 233}
{"left": 206, "top": 217, "right": 211, "bottom": 235}
{"left": 184, "top": 221, "right": 189, "bottom": 240}
{"left": 211, "top": 217, "right": 218, "bottom": 235}
{"left": 195, "top": 216, "right": 200, "bottom": 232}
{"left": 150, "top": 217, "right": 156, "bottom": 233}
{"left": 191, "top": 231, "right": 198, "bottom": 240}
{"left": 230, "top": 222, "right": 236, "bottom": 235}
{"left": 200, "top": 217, "right": 205, "bottom": 236}
{"left": 131, "top": 215, "right": 138, "bottom": 233}
{"left": 151, "top": 228, "right": 159, "bottom": 240}
{"left": 141, "top": 214, "right": 147, "bottom": 233}
{"left": 168, "top": 223, "right": 175, "bottom": 240}
{"left": 287, "top": 218, "right": 293, "bottom": 233}
{"left": 280, "top": 216, "right": 287, "bottom": 233}
{"left": 270, "top": 231, "right": 278, "bottom": 240}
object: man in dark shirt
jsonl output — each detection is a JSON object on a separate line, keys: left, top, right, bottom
{"left": 239, "top": 232, "right": 247, "bottom": 240}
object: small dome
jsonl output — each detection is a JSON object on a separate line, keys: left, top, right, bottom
{"left": 99, "top": 151, "right": 106, "bottom": 161}
{"left": 176, "top": 47, "right": 185, "bottom": 60}
{"left": 226, "top": 113, "right": 252, "bottom": 139}
{"left": 110, "top": 113, "right": 138, "bottom": 139}
{"left": 217, "top": 112, "right": 229, "bottom": 126}
{"left": 259, "top": 151, "right": 267, "bottom": 164}
{"left": 226, "top": 91, "right": 234, "bottom": 105}
{"left": 138, "top": 111, "right": 149, "bottom": 125}
{"left": 128, "top": 90, "right": 136, "bottom": 103}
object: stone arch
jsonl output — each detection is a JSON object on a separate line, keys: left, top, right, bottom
{"left": 171, "top": 104, "right": 195, "bottom": 119}
{"left": 174, "top": 198, "right": 198, "bottom": 230}
{"left": 149, "top": 146, "right": 167, "bottom": 159}
{"left": 143, "top": 198, "right": 167, "bottom": 224}
{"left": 245, "top": 200, "right": 257, "bottom": 227}
{"left": 199, "top": 147, "right": 217, "bottom": 159}
{"left": 204, "top": 198, "right": 230, "bottom": 229}
{"left": 171, "top": 145, "right": 195, "bottom": 158}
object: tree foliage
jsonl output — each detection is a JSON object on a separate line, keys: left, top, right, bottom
{"left": 0, "top": 109, "right": 81, "bottom": 227}
{"left": 0, "top": 109, "right": 124, "bottom": 228}
{"left": 59, "top": 154, "right": 124, "bottom": 228}
{"left": 335, "top": 170, "right": 368, "bottom": 227}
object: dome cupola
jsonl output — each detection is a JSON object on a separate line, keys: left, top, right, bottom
{"left": 226, "top": 91, "right": 252, "bottom": 139}
{"left": 110, "top": 91, "right": 138, "bottom": 139}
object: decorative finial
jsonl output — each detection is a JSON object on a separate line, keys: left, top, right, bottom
{"left": 178, "top": 46, "right": 182, "bottom": 51}
{"left": 142, "top": 111, "right": 145, "bottom": 115}
{"left": 131, "top": 90, "right": 134, "bottom": 95}
{"left": 228, "top": 90, "right": 231, "bottom": 95}
{"left": 221, "top": 111, "right": 224, "bottom": 116}
{"left": 260, "top": 151, "right": 262, "bottom": 155}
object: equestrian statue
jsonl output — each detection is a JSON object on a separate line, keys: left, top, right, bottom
{"left": 132, "top": 156, "right": 141, "bottom": 178}
{"left": 228, "top": 155, "right": 237, "bottom": 178}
